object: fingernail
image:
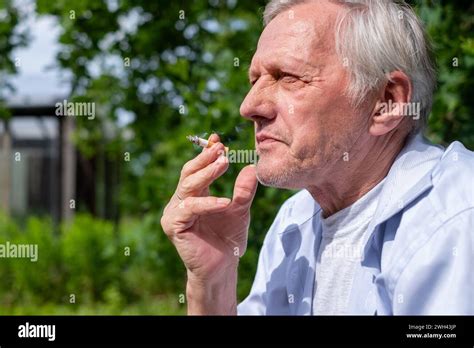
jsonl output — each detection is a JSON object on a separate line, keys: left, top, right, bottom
{"left": 217, "top": 198, "right": 231, "bottom": 205}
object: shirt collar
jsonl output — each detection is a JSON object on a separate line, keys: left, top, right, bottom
{"left": 369, "top": 132, "right": 444, "bottom": 227}
{"left": 361, "top": 132, "right": 445, "bottom": 257}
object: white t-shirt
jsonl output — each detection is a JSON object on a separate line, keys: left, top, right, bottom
{"left": 313, "top": 179, "right": 385, "bottom": 315}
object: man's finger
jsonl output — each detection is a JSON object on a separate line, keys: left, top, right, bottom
{"left": 178, "top": 154, "right": 229, "bottom": 197}
{"left": 180, "top": 141, "right": 225, "bottom": 179}
{"left": 208, "top": 133, "right": 220, "bottom": 144}
{"left": 231, "top": 165, "right": 258, "bottom": 207}
{"left": 201, "top": 133, "right": 221, "bottom": 153}
{"left": 177, "top": 196, "right": 232, "bottom": 222}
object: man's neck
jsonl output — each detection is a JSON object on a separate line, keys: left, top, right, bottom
{"left": 307, "top": 132, "right": 408, "bottom": 218}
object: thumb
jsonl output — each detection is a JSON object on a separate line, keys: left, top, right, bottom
{"left": 232, "top": 165, "right": 258, "bottom": 207}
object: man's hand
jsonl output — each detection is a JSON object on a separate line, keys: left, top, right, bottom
{"left": 160, "top": 134, "right": 258, "bottom": 314}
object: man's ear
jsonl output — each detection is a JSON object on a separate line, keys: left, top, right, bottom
{"left": 369, "top": 71, "right": 412, "bottom": 136}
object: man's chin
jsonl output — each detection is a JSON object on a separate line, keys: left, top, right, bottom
{"left": 255, "top": 160, "right": 302, "bottom": 190}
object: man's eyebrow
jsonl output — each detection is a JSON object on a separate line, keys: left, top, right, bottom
{"left": 248, "top": 56, "right": 314, "bottom": 82}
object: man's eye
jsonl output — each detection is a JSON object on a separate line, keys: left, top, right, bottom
{"left": 279, "top": 73, "right": 298, "bottom": 82}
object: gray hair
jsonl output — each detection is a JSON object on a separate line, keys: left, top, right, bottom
{"left": 263, "top": 0, "right": 436, "bottom": 130}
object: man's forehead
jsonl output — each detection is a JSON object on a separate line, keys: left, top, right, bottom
{"left": 251, "top": 21, "right": 317, "bottom": 66}
{"left": 261, "top": 1, "right": 340, "bottom": 40}
{"left": 252, "top": 2, "right": 340, "bottom": 66}
{"left": 258, "top": 18, "right": 319, "bottom": 51}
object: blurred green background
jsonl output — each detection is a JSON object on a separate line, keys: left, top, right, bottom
{"left": 0, "top": 0, "right": 472, "bottom": 314}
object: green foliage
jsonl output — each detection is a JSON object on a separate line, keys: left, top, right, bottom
{"left": 61, "top": 214, "right": 119, "bottom": 302}
{"left": 0, "top": 212, "right": 187, "bottom": 314}
{"left": 1, "top": 296, "right": 185, "bottom": 315}
{"left": 118, "top": 214, "right": 186, "bottom": 299}
{"left": 0, "top": 0, "right": 28, "bottom": 118}
{"left": 9, "top": 217, "right": 62, "bottom": 303}
{"left": 414, "top": 0, "right": 474, "bottom": 148}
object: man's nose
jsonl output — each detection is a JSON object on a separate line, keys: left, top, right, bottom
{"left": 239, "top": 81, "right": 276, "bottom": 122}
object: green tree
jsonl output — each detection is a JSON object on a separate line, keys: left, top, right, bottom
{"left": 414, "top": 0, "right": 474, "bottom": 148}
{"left": 0, "top": 0, "right": 28, "bottom": 118}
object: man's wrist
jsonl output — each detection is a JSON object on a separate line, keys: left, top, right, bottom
{"left": 186, "top": 265, "right": 238, "bottom": 315}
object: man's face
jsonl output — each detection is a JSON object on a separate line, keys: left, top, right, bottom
{"left": 240, "top": 1, "right": 370, "bottom": 189}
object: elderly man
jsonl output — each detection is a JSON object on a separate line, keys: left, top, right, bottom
{"left": 160, "top": 0, "right": 473, "bottom": 315}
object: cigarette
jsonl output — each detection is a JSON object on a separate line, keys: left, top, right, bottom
{"left": 186, "top": 135, "right": 229, "bottom": 153}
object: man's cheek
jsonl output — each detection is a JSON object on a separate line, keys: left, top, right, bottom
{"left": 292, "top": 134, "right": 319, "bottom": 159}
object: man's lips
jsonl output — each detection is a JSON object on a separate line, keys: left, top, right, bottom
{"left": 256, "top": 133, "right": 283, "bottom": 144}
